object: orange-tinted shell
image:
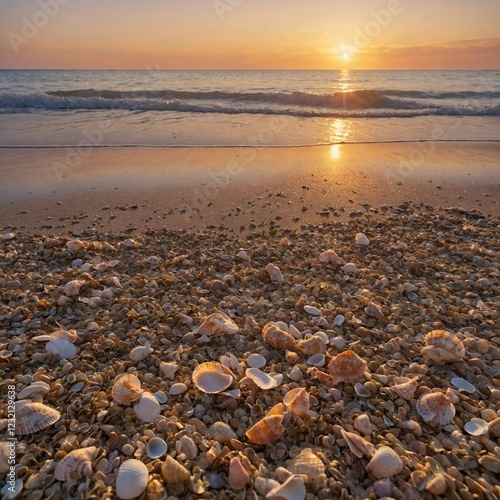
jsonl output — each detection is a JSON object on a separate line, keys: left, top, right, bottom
{"left": 55, "top": 447, "right": 96, "bottom": 481}
{"left": 266, "top": 264, "right": 283, "bottom": 284}
{"left": 16, "top": 402, "right": 61, "bottom": 435}
{"left": 416, "top": 392, "right": 455, "bottom": 425}
{"left": 289, "top": 448, "right": 325, "bottom": 489}
{"left": 283, "top": 387, "right": 310, "bottom": 417}
{"left": 386, "top": 337, "right": 401, "bottom": 354}
{"left": 296, "top": 336, "right": 326, "bottom": 356}
{"left": 228, "top": 456, "right": 251, "bottom": 490}
{"left": 319, "top": 249, "right": 345, "bottom": 265}
{"left": 341, "top": 429, "right": 375, "bottom": 458}
{"left": 246, "top": 404, "right": 286, "bottom": 445}
{"left": 112, "top": 374, "right": 143, "bottom": 406}
{"left": 192, "top": 362, "right": 235, "bottom": 394}
{"left": 328, "top": 350, "right": 367, "bottom": 384}
{"left": 198, "top": 312, "right": 238, "bottom": 336}
{"left": 389, "top": 377, "right": 418, "bottom": 400}
{"left": 421, "top": 330, "right": 465, "bottom": 364}
{"left": 262, "top": 322, "right": 296, "bottom": 350}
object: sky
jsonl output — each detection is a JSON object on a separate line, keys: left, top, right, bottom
{"left": 0, "top": 0, "right": 499, "bottom": 70}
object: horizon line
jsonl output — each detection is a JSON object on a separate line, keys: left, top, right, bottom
{"left": 0, "top": 68, "right": 498, "bottom": 72}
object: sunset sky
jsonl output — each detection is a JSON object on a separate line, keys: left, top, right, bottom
{"left": 0, "top": 0, "right": 499, "bottom": 70}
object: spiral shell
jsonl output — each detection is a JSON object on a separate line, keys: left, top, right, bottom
{"left": 421, "top": 330, "right": 465, "bottom": 364}
{"left": 16, "top": 402, "right": 61, "bottom": 435}
{"left": 366, "top": 446, "right": 403, "bottom": 479}
{"left": 55, "top": 446, "right": 96, "bottom": 481}
{"left": 296, "top": 335, "right": 326, "bottom": 356}
{"left": 112, "top": 374, "right": 143, "bottom": 406}
{"left": 416, "top": 391, "right": 455, "bottom": 425}
{"left": 262, "top": 322, "right": 296, "bottom": 350}
{"left": 246, "top": 404, "right": 286, "bottom": 445}
{"left": 341, "top": 429, "right": 375, "bottom": 458}
{"left": 266, "top": 263, "right": 283, "bottom": 284}
{"left": 283, "top": 387, "right": 310, "bottom": 417}
{"left": 161, "top": 455, "right": 191, "bottom": 484}
{"left": 192, "top": 362, "right": 235, "bottom": 393}
{"left": 116, "top": 459, "right": 149, "bottom": 499}
{"left": 388, "top": 377, "right": 418, "bottom": 400}
{"left": 288, "top": 449, "right": 325, "bottom": 488}
{"left": 328, "top": 350, "right": 367, "bottom": 384}
{"left": 198, "top": 312, "right": 239, "bottom": 336}
{"left": 319, "top": 249, "right": 345, "bottom": 265}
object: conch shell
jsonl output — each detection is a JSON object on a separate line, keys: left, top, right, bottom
{"left": 246, "top": 404, "right": 286, "bottom": 445}
{"left": 328, "top": 350, "right": 367, "bottom": 384}
{"left": 198, "top": 312, "right": 239, "bottom": 336}
{"left": 283, "top": 387, "right": 310, "bottom": 417}
{"left": 416, "top": 391, "right": 455, "bottom": 425}
{"left": 421, "top": 330, "right": 465, "bottom": 364}
{"left": 112, "top": 374, "right": 143, "bottom": 406}
{"left": 262, "top": 322, "right": 296, "bottom": 350}
{"left": 55, "top": 446, "right": 96, "bottom": 481}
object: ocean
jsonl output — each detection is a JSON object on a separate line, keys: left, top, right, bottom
{"left": 0, "top": 69, "right": 499, "bottom": 148}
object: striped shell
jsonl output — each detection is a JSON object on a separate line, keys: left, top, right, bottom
{"left": 328, "top": 350, "right": 367, "bottom": 384}
{"left": 389, "top": 377, "right": 418, "bottom": 400}
{"left": 289, "top": 448, "right": 325, "bottom": 482}
{"left": 55, "top": 446, "right": 96, "bottom": 481}
{"left": 161, "top": 455, "right": 191, "bottom": 484}
{"left": 16, "top": 402, "right": 61, "bottom": 435}
{"left": 116, "top": 459, "right": 149, "bottom": 499}
{"left": 18, "top": 381, "right": 50, "bottom": 400}
{"left": 198, "top": 312, "right": 239, "bottom": 336}
{"left": 341, "top": 429, "right": 375, "bottom": 458}
{"left": 421, "top": 330, "right": 465, "bottom": 364}
{"left": 296, "top": 335, "right": 326, "bottom": 356}
{"left": 192, "top": 362, "right": 235, "bottom": 393}
{"left": 416, "top": 391, "right": 456, "bottom": 425}
{"left": 319, "top": 249, "right": 345, "bottom": 265}
{"left": 262, "top": 322, "right": 296, "bottom": 350}
{"left": 283, "top": 387, "right": 310, "bottom": 417}
{"left": 112, "top": 374, "right": 143, "bottom": 406}
{"left": 266, "top": 263, "right": 283, "bottom": 284}
{"left": 366, "top": 446, "right": 404, "bottom": 479}
{"left": 246, "top": 404, "right": 286, "bottom": 445}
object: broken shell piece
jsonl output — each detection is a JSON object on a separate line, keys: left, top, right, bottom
{"left": 416, "top": 391, "right": 455, "bottom": 425}
{"left": 342, "top": 263, "right": 358, "bottom": 273}
{"left": 283, "top": 387, "right": 310, "bottom": 417}
{"left": 46, "top": 338, "right": 77, "bottom": 359}
{"left": 354, "top": 382, "right": 371, "bottom": 398}
{"left": 319, "top": 249, "right": 345, "bottom": 265}
{"left": 55, "top": 446, "right": 96, "bottom": 481}
{"left": 464, "top": 418, "right": 489, "bottom": 436}
{"left": 192, "top": 362, "right": 235, "bottom": 394}
{"left": 198, "top": 311, "right": 239, "bottom": 336}
{"left": 18, "top": 381, "right": 50, "bottom": 400}
{"left": 245, "top": 368, "right": 281, "bottom": 390}
{"left": 262, "top": 322, "right": 296, "bottom": 350}
{"left": 133, "top": 392, "right": 161, "bottom": 422}
{"left": 385, "top": 337, "right": 401, "bottom": 354}
{"left": 130, "top": 343, "right": 152, "bottom": 362}
{"left": 146, "top": 437, "right": 168, "bottom": 459}
{"left": 112, "top": 374, "right": 143, "bottom": 406}
{"left": 366, "top": 446, "right": 403, "bottom": 479}
{"left": 228, "top": 456, "right": 251, "bottom": 490}
{"left": 421, "top": 330, "right": 465, "bottom": 364}
{"left": 450, "top": 377, "right": 475, "bottom": 393}
{"left": 355, "top": 233, "right": 370, "bottom": 246}
{"left": 296, "top": 335, "right": 326, "bottom": 356}
{"left": 116, "top": 459, "right": 149, "bottom": 499}
{"left": 328, "top": 350, "right": 367, "bottom": 384}
{"left": 353, "top": 414, "right": 372, "bottom": 435}
{"left": 160, "top": 362, "right": 178, "bottom": 380}
{"left": 266, "top": 263, "right": 283, "bottom": 284}
{"left": 341, "top": 429, "right": 375, "bottom": 458}
{"left": 266, "top": 475, "right": 306, "bottom": 500}
{"left": 236, "top": 250, "right": 250, "bottom": 261}
{"left": 122, "top": 238, "right": 140, "bottom": 249}
{"left": 161, "top": 455, "right": 191, "bottom": 484}
{"left": 246, "top": 404, "right": 286, "bottom": 445}
{"left": 63, "top": 280, "right": 85, "bottom": 296}
{"left": 16, "top": 402, "right": 61, "bottom": 435}
{"left": 66, "top": 239, "right": 86, "bottom": 253}
{"left": 304, "top": 305, "right": 321, "bottom": 316}
{"left": 388, "top": 377, "right": 418, "bottom": 400}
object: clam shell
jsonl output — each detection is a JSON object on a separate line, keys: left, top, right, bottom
{"left": 66, "top": 239, "right": 86, "bottom": 253}
{"left": 161, "top": 455, "right": 191, "bottom": 484}
{"left": 247, "top": 353, "right": 266, "bottom": 368}
{"left": 389, "top": 377, "right": 418, "bottom": 400}
{"left": 50, "top": 329, "right": 78, "bottom": 343}
{"left": 288, "top": 448, "right": 325, "bottom": 480}
{"left": 266, "top": 263, "right": 283, "bottom": 284}
{"left": 319, "top": 249, "right": 345, "bottom": 265}
{"left": 228, "top": 456, "right": 251, "bottom": 490}
{"left": 246, "top": 404, "right": 286, "bottom": 445}
{"left": 16, "top": 402, "right": 60, "bottom": 435}
{"left": 450, "top": 377, "right": 475, "bottom": 393}
{"left": 307, "top": 353, "right": 325, "bottom": 367}
{"left": 353, "top": 414, "right": 372, "bottom": 435}
{"left": 18, "top": 381, "right": 50, "bottom": 400}
{"left": 464, "top": 418, "right": 489, "bottom": 436}
{"left": 488, "top": 417, "right": 500, "bottom": 437}
{"left": 328, "top": 350, "right": 367, "bottom": 384}
{"left": 198, "top": 312, "right": 239, "bottom": 336}
{"left": 130, "top": 343, "right": 152, "bottom": 362}
{"left": 266, "top": 475, "right": 306, "bottom": 500}
{"left": 366, "top": 446, "right": 403, "bottom": 479}
{"left": 63, "top": 279, "right": 85, "bottom": 296}
{"left": 146, "top": 437, "right": 168, "bottom": 459}
{"left": 296, "top": 335, "right": 326, "bottom": 356}
{"left": 283, "top": 387, "right": 310, "bottom": 417}
{"left": 46, "top": 338, "right": 77, "bottom": 359}
{"left": 112, "top": 374, "right": 143, "bottom": 406}
{"left": 421, "top": 330, "right": 465, "bottom": 364}
{"left": 262, "top": 322, "right": 296, "bottom": 350}
{"left": 425, "top": 473, "right": 447, "bottom": 495}
{"left": 341, "top": 429, "right": 375, "bottom": 458}
{"left": 55, "top": 446, "right": 96, "bottom": 481}
{"left": 355, "top": 233, "right": 370, "bottom": 245}
{"left": 192, "top": 362, "right": 234, "bottom": 394}
{"left": 245, "top": 368, "right": 281, "bottom": 390}
{"left": 207, "top": 421, "right": 238, "bottom": 443}
{"left": 116, "top": 459, "right": 149, "bottom": 499}
{"left": 416, "top": 392, "right": 455, "bottom": 425}
{"left": 133, "top": 392, "right": 161, "bottom": 422}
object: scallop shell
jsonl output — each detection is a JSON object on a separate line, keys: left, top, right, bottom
{"left": 366, "top": 446, "right": 403, "bottom": 479}
{"left": 283, "top": 387, "right": 310, "bottom": 417}
{"left": 296, "top": 335, "right": 326, "bottom": 356}
{"left": 341, "top": 429, "right": 375, "bottom": 458}
{"left": 262, "top": 322, "right": 296, "bottom": 350}
{"left": 319, "top": 249, "right": 345, "bottom": 265}
{"left": 192, "top": 362, "right": 235, "bottom": 394}
{"left": 16, "top": 402, "right": 61, "bottom": 435}
{"left": 246, "top": 404, "right": 286, "bottom": 445}
{"left": 130, "top": 343, "right": 152, "bottom": 362}
{"left": 18, "top": 381, "right": 50, "bottom": 400}
{"left": 421, "top": 330, "right": 465, "bottom": 364}
{"left": 55, "top": 446, "right": 96, "bottom": 481}
{"left": 289, "top": 448, "right": 325, "bottom": 480}
{"left": 116, "top": 459, "right": 149, "bottom": 499}
{"left": 353, "top": 414, "right": 372, "bottom": 436}
{"left": 266, "top": 263, "right": 283, "bottom": 284}
{"left": 416, "top": 392, "right": 455, "bottom": 425}
{"left": 389, "top": 377, "right": 418, "bottom": 400}
{"left": 228, "top": 456, "right": 251, "bottom": 490}
{"left": 198, "top": 312, "right": 239, "bottom": 336}
{"left": 46, "top": 338, "right": 77, "bottom": 359}
{"left": 245, "top": 368, "right": 281, "bottom": 390}
{"left": 266, "top": 475, "right": 306, "bottom": 500}
{"left": 328, "top": 350, "right": 367, "bottom": 384}
{"left": 133, "top": 392, "right": 161, "bottom": 422}
{"left": 146, "top": 437, "right": 168, "bottom": 459}
{"left": 63, "top": 279, "right": 85, "bottom": 296}
{"left": 112, "top": 374, "right": 143, "bottom": 406}
{"left": 161, "top": 455, "right": 191, "bottom": 484}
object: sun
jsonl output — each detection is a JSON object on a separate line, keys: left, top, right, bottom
{"left": 342, "top": 52, "right": 350, "bottom": 61}
{"left": 338, "top": 46, "right": 352, "bottom": 64}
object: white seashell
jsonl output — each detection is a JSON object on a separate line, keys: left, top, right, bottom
{"left": 169, "top": 383, "right": 188, "bottom": 395}
{"left": 283, "top": 387, "right": 310, "bottom": 417}
{"left": 130, "top": 343, "right": 152, "bottom": 362}
{"left": 236, "top": 250, "right": 250, "bottom": 260}
{"left": 192, "top": 362, "right": 235, "bottom": 394}
{"left": 304, "top": 305, "right": 321, "bottom": 316}
{"left": 55, "top": 446, "right": 96, "bottom": 481}
{"left": 160, "top": 362, "right": 178, "bottom": 380}
{"left": 153, "top": 391, "right": 168, "bottom": 404}
{"left": 198, "top": 312, "right": 239, "bottom": 336}
{"left": 115, "top": 459, "right": 149, "bottom": 499}
{"left": 266, "top": 263, "right": 283, "bottom": 284}
{"left": 247, "top": 353, "right": 266, "bottom": 368}
{"left": 50, "top": 329, "right": 78, "bottom": 343}
{"left": 146, "top": 437, "right": 168, "bottom": 459}
{"left": 354, "top": 382, "right": 371, "bottom": 398}
{"left": 355, "top": 233, "right": 370, "bottom": 245}
{"left": 366, "top": 446, "right": 403, "bottom": 479}
{"left": 66, "top": 239, "right": 86, "bottom": 253}
{"left": 342, "top": 263, "right": 358, "bottom": 273}
{"left": 133, "top": 392, "right": 161, "bottom": 422}
{"left": 112, "top": 374, "right": 143, "bottom": 406}
{"left": 63, "top": 280, "right": 85, "bottom": 296}
{"left": 245, "top": 368, "right": 280, "bottom": 390}
{"left": 333, "top": 315, "right": 345, "bottom": 326}
{"left": 266, "top": 474, "right": 306, "bottom": 500}
{"left": 229, "top": 455, "right": 251, "bottom": 490}
{"left": 314, "top": 331, "right": 329, "bottom": 344}
{"left": 46, "top": 338, "right": 77, "bottom": 359}
{"left": 450, "top": 377, "right": 475, "bottom": 393}
{"left": 176, "top": 435, "right": 198, "bottom": 460}
{"left": 319, "top": 249, "right": 345, "bottom": 265}
{"left": 353, "top": 414, "right": 372, "bottom": 435}
{"left": 18, "top": 382, "right": 50, "bottom": 400}
{"left": 307, "top": 353, "right": 326, "bottom": 367}
{"left": 222, "top": 388, "right": 241, "bottom": 398}
{"left": 207, "top": 421, "right": 238, "bottom": 443}
{"left": 32, "top": 334, "right": 52, "bottom": 342}
{"left": 464, "top": 418, "right": 489, "bottom": 436}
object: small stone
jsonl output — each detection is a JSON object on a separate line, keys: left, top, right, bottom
{"left": 342, "top": 263, "right": 358, "bottom": 273}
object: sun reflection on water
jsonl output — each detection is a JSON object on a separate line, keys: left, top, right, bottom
{"left": 328, "top": 70, "right": 352, "bottom": 161}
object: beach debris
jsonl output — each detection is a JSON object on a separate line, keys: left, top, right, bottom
{"left": 328, "top": 350, "right": 367, "bottom": 383}
{"left": 146, "top": 437, "right": 168, "bottom": 459}
{"left": 55, "top": 447, "right": 96, "bottom": 481}
{"left": 112, "top": 374, "right": 143, "bottom": 405}
{"left": 266, "top": 263, "right": 283, "bottom": 284}
{"left": 115, "top": 459, "right": 149, "bottom": 499}
{"left": 16, "top": 402, "right": 61, "bottom": 435}
{"left": 198, "top": 311, "right": 239, "bottom": 336}
{"left": 421, "top": 330, "right": 465, "bottom": 364}
{"left": 246, "top": 404, "right": 286, "bottom": 444}
{"left": 416, "top": 391, "right": 455, "bottom": 425}
{"left": 192, "top": 362, "right": 235, "bottom": 393}
{"left": 366, "top": 446, "right": 403, "bottom": 479}
{"left": 262, "top": 322, "right": 296, "bottom": 350}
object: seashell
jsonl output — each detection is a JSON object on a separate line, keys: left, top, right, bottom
{"left": 1, "top": 479, "right": 23, "bottom": 499}
{"left": 55, "top": 446, "right": 96, "bottom": 481}
{"left": 450, "top": 377, "right": 475, "bottom": 393}
{"left": 16, "top": 402, "right": 61, "bottom": 435}
{"left": 266, "top": 263, "right": 283, "bottom": 284}
{"left": 46, "top": 338, "right": 77, "bottom": 359}
{"left": 146, "top": 479, "right": 166, "bottom": 500}
{"left": 50, "top": 329, "right": 78, "bottom": 343}
{"left": 262, "top": 322, "right": 296, "bottom": 350}
{"left": 355, "top": 233, "right": 370, "bottom": 245}
{"left": 266, "top": 475, "right": 306, "bottom": 500}
{"left": 283, "top": 387, "right": 310, "bottom": 417}
{"left": 207, "top": 421, "right": 238, "bottom": 443}
{"left": 319, "top": 249, "right": 345, "bottom": 265}
{"left": 385, "top": 337, "right": 401, "bottom": 354}
{"left": 247, "top": 353, "right": 266, "bottom": 368}
{"left": 333, "top": 314, "right": 345, "bottom": 326}
{"left": 307, "top": 353, "right": 325, "bottom": 367}
{"left": 133, "top": 392, "right": 161, "bottom": 422}
{"left": 160, "top": 362, "right": 178, "bottom": 380}
{"left": 389, "top": 377, "right": 418, "bottom": 400}
{"left": 198, "top": 312, "right": 239, "bottom": 336}
{"left": 236, "top": 250, "right": 250, "bottom": 261}
{"left": 488, "top": 417, "right": 500, "bottom": 437}
{"left": 129, "top": 343, "right": 152, "bottom": 362}
{"left": 192, "top": 362, "right": 235, "bottom": 394}
{"left": 0, "top": 443, "right": 10, "bottom": 474}
{"left": 328, "top": 350, "right": 367, "bottom": 384}
{"left": 342, "top": 263, "right": 358, "bottom": 273}
{"left": 63, "top": 279, "right": 85, "bottom": 296}
{"left": 353, "top": 414, "right": 372, "bottom": 435}
{"left": 296, "top": 335, "right": 326, "bottom": 356}
{"left": 246, "top": 368, "right": 281, "bottom": 390}
{"left": 354, "top": 382, "right": 371, "bottom": 398}
{"left": 464, "top": 418, "right": 489, "bottom": 436}
{"left": 303, "top": 305, "right": 321, "bottom": 316}
{"left": 169, "top": 383, "right": 188, "bottom": 395}
{"left": 289, "top": 448, "right": 325, "bottom": 480}
{"left": 228, "top": 456, "right": 251, "bottom": 490}
{"left": 421, "top": 330, "right": 465, "bottom": 364}
{"left": 366, "top": 446, "right": 403, "bottom": 479}
{"left": 122, "top": 238, "right": 140, "bottom": 248}
{"left": 18, "top": 381, "right": 50, "bottom": 400}
{"left": 416, "top": 392, "right": 455, "bottom": 425}
{"left": 176, "top": 435, "right": 198, "bottom": 460}
{"left": 341, "top": 429, "right": 375, "bottom": 458}
{"left": 146, "top": 255, "right": 162, "bottom": 265}
{"left": 112, "top": 374, "right": 143, "bottom": 406}
{"left": 153, "top": 391, "right": 168, "bottom": 404}
{"left": 116, "top": 459, "right": 149, "bottom": 499}
{"left": 146, "top": 437, "right": 168, "bottom": 459}
{"left": 161, "top": 455, "right": 191, "bottom": 484}
{"left": 463, "top": 336, "right": 490, "bottom": 354}
{"left": 66, "top": 239, "right": 86, "bottom": 253}
{"left": 246, "top": 404, "right": 286, "bottom": 445}
{"left": 425, "top": 473, "right": 447, "bottom": 495}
